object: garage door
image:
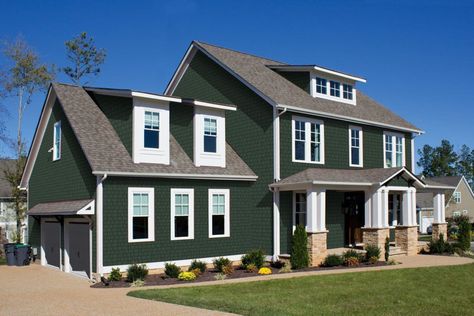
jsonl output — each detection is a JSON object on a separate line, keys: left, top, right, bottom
{"left": 42, "top": 221, "right": 61, "bottom": 268}
{"left": 68, "top": 222, "right": 90, "bottom": 278}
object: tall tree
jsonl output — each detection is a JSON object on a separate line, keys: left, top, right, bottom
{"left": 63, "top": 32, "right": 106, "bottom": 85}
{"left": 417, "top": 140, "right": 458, "bottom": 177}
{"left": 457, "top": 145, "right": 474, "bottom": 188}
{"left": 0, "top": 37, "right": 55, "bottom": 242}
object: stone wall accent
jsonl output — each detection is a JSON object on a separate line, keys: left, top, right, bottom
{"left": 307, "top": 231, "right": 328, "bottom": 266}
{"left": 362, "top": 228, "right": 390, "bottom": 260}
{"left": 395, "top": 226, "right": 418, "bottom": 256}
{"left": 432, "top": 223, "right": 448, "bottom": 241}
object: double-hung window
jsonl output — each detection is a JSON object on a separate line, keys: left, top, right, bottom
{"left": 384, "top": 132, "right": 405, "bottom": 168}
{"left": 209, "top": 189, "right": 230, "bottom": 238}
{"left": 128, "top": 188, "right": 154, "bottom": 242}
{"left": 349, "top": 126, "right": 363, "bottom": 167}
{"left": 316, "top": 77, "right": 327, "bottom": 94}
{"left": 292, "top": 116, "right": 324, "bottom": 164}
{"left": 330, "top": 81, "right": 340, "bottom": 97}
{"left": 204, "top": 117, "right": 217, "bottom": 153}
{"left": 453, "top": 192, "right": 461, "bottom": 204}
{"left": 343, "top": 84, "right": 353, "bottom": 100}
{"left": 294, "top": 192, "right": 307, "bottom": 229}
{"left": 53, "top": 121, "right": 61, "bottom": 161}
{"left": 144, "top": 111, "right": 160, "bottom": 149}
{"left": 171, "top": 189, "right": 194, "bottom": 240}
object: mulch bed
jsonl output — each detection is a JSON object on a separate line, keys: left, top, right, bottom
{"left": 92, "top": 261, "right": 391, "bottom": 288}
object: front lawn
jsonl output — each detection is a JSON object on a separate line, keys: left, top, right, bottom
{"left": 129, "top": 264, "right": 474, "bottom": 315}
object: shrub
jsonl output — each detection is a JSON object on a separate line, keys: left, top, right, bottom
{"left": 428, "top": 234, "right": 454, "bottom": 254}
{"left": 384, "top": 237, "right": 390, "bottom": 261}
{"left": 457, "top": 219, "right": 472, "bottom": 251}
{"left": 108, "top": 267, "right": 122, "bottom": 281}
{"left": 270, "top": 260, "right": 285, "bottom": 269}
{"left": 241, "top": 249, "right": 265, "bottom": 269}
{"left": 322, "top": 254, "right": 344, "bottom": 267}
{"left": 369, "top": 256, "right": 379, "bottom": 265}
{"left": 214, "top": 273, "right": 226, "bottom": 280}
{"left": 258, "top": 267, "right": 272, "bottom": 275}
{"left": 213, "top": 257, "right": 231, "bottom": 273}
{"left": 178, "top": 271, "right": 196, "bottom": 281}
{"left": 126, "top": 264, "right": 148, "bottom": 282}
{"left": 222, "top": 262, "right": 234, "bottom": 275}
{"left": 291, "top": 225, "right": 309, "bottom": 269}
{"left": 131, "top": 279, "right": 145, "bottom": 287}
{"left": 164, "top": 262, "right": 181, "bottom": 278}
{"left": 188, "top": 259, "right": 207, "bottom": 273}
{"left": 245, "top": 263, "right": 258, "bottom": 273}
{"left": 279, "top": 263, "right": 291, "bottom": 273}
{"left": 345, "top": 257, "right": 359, "bottom": 267}
{"left": 365, "top": 244, "right": 381, "bottom": 261}
{"left": 190, "top": 268, "right": 202, "bottom": 277}
{"left": 343, "top": 249, "right": 362, "bottom": 261}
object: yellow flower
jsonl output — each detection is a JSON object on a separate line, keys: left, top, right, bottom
{"left": 178, "top": 271, "right": 196, "bottom": 281}
{"left": 258, "top": 267, "right": 272, "bottom": 275}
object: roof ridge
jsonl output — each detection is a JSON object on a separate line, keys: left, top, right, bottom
{"left": 193, "top": 40, "right": 287, "bottom": 65}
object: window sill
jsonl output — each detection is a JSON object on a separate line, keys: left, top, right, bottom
{"left": 128, "top": 238, "right": 155, "bottom": 243}
{"left": 171, "top": 236, "right": 194, "bottom": 241}
{"left": 349, "top": 164, "right": 363, "bottom": 168}
{"left": 292, "top": 159, "right": 325, "bottom": 165}
{"left": 209, "top": 234, "right": 230, "bottom": 239}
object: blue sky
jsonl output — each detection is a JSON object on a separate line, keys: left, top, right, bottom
{"left": 0, "top": 0, "right": 473, "bottom": 170}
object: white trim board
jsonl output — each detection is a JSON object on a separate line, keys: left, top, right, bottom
{"left": 92, "top": 171, "right": 257, "bottom": 181}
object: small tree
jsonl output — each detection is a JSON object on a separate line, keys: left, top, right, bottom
{"left": 457, "top": 218, "right": 471, "bottom": 251}
{"left": 291, "top": 225, "right": 309, "bottom": 269}
{"left": 384, "top": 237, "right": 390, "bottom": 261}
{"left": 63, "top": 32, "right": 106, "bottom": 85}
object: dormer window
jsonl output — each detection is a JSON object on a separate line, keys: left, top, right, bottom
{"left": 343, "top": 84, "right": 353, "bottom": 100}
{"left": 316, "top": 77, "right": 327, "bottom": 94}
{"left": 144, "top": 111, "right": 160, "bottom": 149}
{"left": 204, "top": 118, "right": 217, "bottom": 153}
{"left": 330, "top": 81, "right": 340, "bottom": 97}
{"left": 194, "top": 107, "right": 226, "bottom": 168}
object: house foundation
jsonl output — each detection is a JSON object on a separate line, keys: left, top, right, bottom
{"left": 432, "top": 223, "right": 448, "bottom": 241}
{"left": 362, "top": 228, "right": 390, "bottom": 260}
{"left": 307, "top": 231, "right": 327, "bottom": 266}
{"left": 395, "top": 226, "right": 418, "bottom": 255}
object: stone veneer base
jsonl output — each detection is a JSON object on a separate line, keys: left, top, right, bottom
{"left": 307, "top": 231, "right": 328, "bottom": 266}
{"left": 432, "top": 223, "right": 448, "bottom": 241}
{"left": 362, "top": 228, "right": 390, "bottom": 260}
{"left": 395, "top": 225, "right": 418, "bottom": 256}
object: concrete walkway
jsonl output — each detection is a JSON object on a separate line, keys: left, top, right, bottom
{"left": 0, "top": 255, "right": 472, "bottom": 316}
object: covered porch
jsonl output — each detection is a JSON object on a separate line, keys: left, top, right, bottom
{"left": 271, "top": 167, "right": 450, "bottom": 265}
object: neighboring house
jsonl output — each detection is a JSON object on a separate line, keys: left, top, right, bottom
{"left": 20, "top": 41, "right": 450, "bottom": 280}
{"left": 417, "top": 176, "right": 474, "bottom": 233}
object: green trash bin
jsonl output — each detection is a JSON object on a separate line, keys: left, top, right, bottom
{"left": 14, "top": 244, "right": 31, "bottom": 266}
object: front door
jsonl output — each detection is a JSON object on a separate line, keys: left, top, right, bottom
{"left": 68, "top": 222, "right": 90, "bottom": 278}
{"left": 343, "top": 192, "right": 365, "bottom": 246}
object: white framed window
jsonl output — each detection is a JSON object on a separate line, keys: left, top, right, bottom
{"left": 330, "top": 80, "right": 340, "bottom": 97}
{"left": 453, "top": 211, "right": 461, "bottom": 217}
{"left": 128, "top": 187, "right": 155, "bottom": 243}
{"left": 454, "top": 191, "right": 461, "bottom": 204}
{"left": 194, "top": 107, "right": 226, "bottom": 167}
{"left": 349, "top": 126, "right": 363, "bottom": 167}
{"left": 316, "top": 77, "right": 327, "bottom": 94}
{"left": 53, "top": 121, "right": 61, "bottom": 161}
{"left": 293, "top": 192, "right": 307, "bottom": 230}
{"left": 132, "top": 98, "right": 170, "bottom": 165}
{"left": 292, "top": 116, "right": 324, "bottom": 164}
{"left": 383, "top": 132, "right": 405, "bottom": 168}
{"left": 203, "top": 117, "right": 217, "bottom": 153}
{"left": 343, "top": 84, "right": 353, "bottom": 100}
{"left": 171, "top": 189, "right": 194, "bottom": 240}
{"left": 208, "top": 189, "right": 230, "bottom": 238}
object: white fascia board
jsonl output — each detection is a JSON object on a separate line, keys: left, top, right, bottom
{"left": 131, "top": 91, "right": 181, "bottom": 103}
{"left": 92, "top": 171, "right": 257, "bottom": 181}
{"left": 460, "top": 176, "right": 474, "bottom": 200}
{"left": 268, "top": 65, "right": 366, "bottom": 83}
{"left": 164, "top": 43, "right": 196, "bottom": 95}
{"left": 76, "top": 200, "right": 95, "bottom": 215}
{"left": 270, "top": 181, "right": 373, "bottom": 190}
{"left": 278, "top": 104, "right": 425, "bottom": 134}
{"left": 193, "top": 100, "right": 236, "bottom": 111}
{"left": 380, "top": 167, "right": 425, "bottom": 188}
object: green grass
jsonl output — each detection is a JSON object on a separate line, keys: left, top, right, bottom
{"left": 0, "top": 257, "right": 6, "bottom": 265}
{"left": 129, "top": 264, "right": 474, "bottom": 315}
{"left": 418, "top": 235, "right": 432, "bottom": 242}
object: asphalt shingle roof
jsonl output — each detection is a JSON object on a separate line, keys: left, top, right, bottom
{"left": 194, "top": 41, "right": 421, "bottom": 132}
{"left": 53, "top": 83, "right": 256, "bottom": 178}
{"left": 28, "top": 199, "right": 93, "bottom": 216}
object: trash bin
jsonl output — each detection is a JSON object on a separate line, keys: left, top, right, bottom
{"left": 4, "top": 243, "right": 16, "bottom": 266}
{"left": 14, "top": 244, "right": 31, "bottom": 266}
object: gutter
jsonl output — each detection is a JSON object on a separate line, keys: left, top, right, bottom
{"left": 92, "top": 171, "right": 257, "bottom": 181}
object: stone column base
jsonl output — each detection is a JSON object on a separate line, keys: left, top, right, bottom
{"left": 362, "top": 228, "right": 390, "bottom": 260}
{"left": 395, "top": 226, "right": 418, "bottom": 256}
{"left": 432, "top": 223, "right": 448, "bottom": 241}
{"left": 307, "top": 231, "right": 328, "bottom": 266}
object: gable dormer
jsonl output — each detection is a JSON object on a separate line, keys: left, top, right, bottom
{"left": 193, "top": 106, "right": 226, "bottom": 168}
{"left": 269, "top": 65, "right": 366, "bottom": 106}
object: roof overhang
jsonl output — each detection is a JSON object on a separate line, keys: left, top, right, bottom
{"left": 267, "top": 65, "right": 367, "bottom": 83}
{"left": 92, "top": 171, "right": 257, "bottom": 181}
{"left": 28, "top": 199, "right": 94, "bottom": 216}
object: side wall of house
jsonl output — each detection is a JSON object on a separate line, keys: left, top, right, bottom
{"left": 446, "top": 180, "right": 474, "bottom": 223}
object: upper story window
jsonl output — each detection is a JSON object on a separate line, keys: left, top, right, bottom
{"left": 204, "top": 118, "right": 217, "bottom": 153}
{"left": 384, "top": 132, "right": 405, "bottom": 168}
{"left": 171, "top": 189, "right": 194, "bottom": 240}
{"left": 453, "top": 191, "right": 461, "bottom": 204}
{"left": 133, "top": 98, "right": 170, "bottom": 165}
{"left": 194, "top": 107, "right": 226, "bottom": 168}
{"left": 343, "top": 84, "right": 353, "bottom": 100}
{"left": 144, "top": 111, "right": 160, "bottom": 149}
{"left": 128, "top": 187, "right": 155, "bottom": 243}
{"left": 292, "top": 116, "right": 324, "bottom": 164}
{"left": 330, "top": 81, "right": 340, "bottom": 97}
{"left": 208, "top": 189, "right": 230, "bottom": 238}
{"left": 53, "top": 121, "right": 61, "bottom": 161}
{"left": 349, "top": 126, "right": 363, "bottom": 167}
{"left": 316, "top": 77, "right": 327, "bottom": 94}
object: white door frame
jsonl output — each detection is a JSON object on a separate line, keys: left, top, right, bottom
{"left": 40, "top": 217, "right": 62, "bottom": 270}
{"left": 64, "top": 217, "right": 92, "bottom": 279}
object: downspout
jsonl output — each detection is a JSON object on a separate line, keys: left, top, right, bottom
{"left": 96, "top": 173, "right": 107, "bottom": 278}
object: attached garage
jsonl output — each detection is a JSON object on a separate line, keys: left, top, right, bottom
{"left": 29, "top": 199, "right": 94, "bottom": 279}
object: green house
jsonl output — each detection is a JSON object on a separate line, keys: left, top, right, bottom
{"left": 20, "top": 41, "right": 453, "bottom": 279}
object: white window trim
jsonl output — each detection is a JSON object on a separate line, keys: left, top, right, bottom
{"left": 208, "top": 189, "right": 230, "bottom": 238}
{"left": 349, "top": 125, "right": 363, "bottom": 167}
{"left": 194, "top": 107, "right": 226, "bottom": 168}
{"left": 170, "top": 188, "right": 194, "bottom": 241}
{"left": 383, "top": 131, "right": 405, "bottom": 168}
{"left": 309, "top": 73, "right": 357, "bottom": 105}
{"left": 53, "top": 121, "right": 61, "bottom": 161}
{"left": 454, "top": 191, "right": 461, "bottom": 204}
{"left": 128, "top": 187, "right": 155, "bottom": 243}
{"left": 291, "top": 115, "right": 325, "bottom": 164}
{"left": 292, "top": 191, "right": 307, "bottom": 232}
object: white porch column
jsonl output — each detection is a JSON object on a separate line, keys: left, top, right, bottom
{"left": 433, "top": 192, "right": 446, "bottom": 223}
{"left": 272, "top": 188, "right": 280, "bottom": 260}
{"left": 306, "top": 186, "right": 326, "bottom": 233}
{"left": 372, "top": 188, "right": 389, "bottom": 228}
{"left": 402, "top": 188, "right": 417, "bottom": 226}
{"left": 364, "top": 189, "right": 372, "bottom": 228}
{"left": 411, "top": 188, "right": 417, "bottom": 225}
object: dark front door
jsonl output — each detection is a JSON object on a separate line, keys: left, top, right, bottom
{"left": 68, "top": 222, "right": 90, "bottom": 278}
{"left": 343, "top": 192, "right": 365, "bottom": 246}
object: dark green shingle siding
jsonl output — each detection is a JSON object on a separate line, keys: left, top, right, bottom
{"left": 170, "top": 102, "right": 194, "bottom": 160}
{"left": 277, "top": 71, "right": 310, "bottom": 93}
{"left": 279, "top": 191, "right": 293, "bottom": 254}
